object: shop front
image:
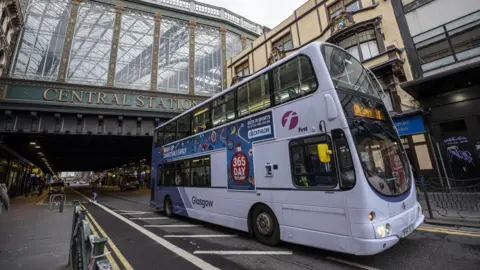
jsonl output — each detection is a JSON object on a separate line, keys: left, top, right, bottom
{"left": 401, "top": 62, "right": 480, "bottom": 184}
{"left": 393, "top": 111, "right": 437, "bottom": 181}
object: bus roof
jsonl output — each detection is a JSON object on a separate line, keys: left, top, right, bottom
{"left": 155, "top": 41, "right": 331, "bottom": 131}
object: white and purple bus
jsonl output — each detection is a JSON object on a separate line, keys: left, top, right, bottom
{"left": 150, "top": 42, "right": 424, "bottom": 255}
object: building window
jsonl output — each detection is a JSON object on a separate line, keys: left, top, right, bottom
{"left": 12, "top": 0, "right": 71, "bottom": 81}
{"left": 328, "top": 0, "right": 361, "bottom": 19}
{"left": 67, "top": 2, "right": 116, "bottom": 86}
{"left": 413, "top": 11, "right": 480, "bottom": 72}
{"left": 235, "top": 61, "right": 249, "bottom": 77}
{"left": 158, "top": 18, "right": 189, "bottom": 94}
{"left": 226, "top": 31, "right": 242, "bottom": 60}
{"left": 402, "top": 0, "right": 435, "bottom": 13}
{"left": 272, "top": 33, "right": 293, "bottom": 51}
{"left": 194, "top": 24, "right": 222, "bottom": 95}
{"left": 115, "top": 10, "right": 155, "bottom": 90}
{"left": 289, "top": 135, "right": 337, "bottom": 188}
{"left": 337, "top": 29, "right": 379, "bottom": 61}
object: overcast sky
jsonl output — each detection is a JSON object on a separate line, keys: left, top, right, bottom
{"left": 198, "top": 0, "right": 308, "bottom": 28}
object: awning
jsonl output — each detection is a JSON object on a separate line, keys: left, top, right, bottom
{"left": 400, "top": 61, "right": 480, "bottom": 100}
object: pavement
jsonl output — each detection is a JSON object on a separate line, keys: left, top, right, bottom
{"left": 0, "top": 188, "right": 84, "bottom": 269}
{"left": 65, "top": 185, "right": 480, "bottom": 270}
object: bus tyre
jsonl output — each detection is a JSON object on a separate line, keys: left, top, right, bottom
{"left": 164, "top": 197, "right": 173, "bottom": 217}
{"left": 252, "top": 205, "right": 280, "bottom": 246}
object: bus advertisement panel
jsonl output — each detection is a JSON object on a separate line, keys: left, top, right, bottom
{"left": 161, "top": 111, "right": 274, "bottom": 191}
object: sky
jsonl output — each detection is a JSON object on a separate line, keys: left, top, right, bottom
{"left": 197, "top": 0, "right": 308, "bottom": 28}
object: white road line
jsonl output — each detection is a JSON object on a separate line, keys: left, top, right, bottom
{"left": 69, "top": 188, "right": 220, "bottom": 270}
{"left": 326, "top": 257, "right": 380, "bottom": 270}
{"left": 144, "top": 224, "right": 202, "bottom": 228}
{"left": 193, "top": 251, "right": 293, "bottom": 255}
{"left": 114, "top": 210, "right": 149, "bottom": 213}
{"left": 164, "top": 235, "right": 237, "bottom": 238}
{"left": 119, "top": 212, "right": 151, "bottom": 215}
{"left": 130, "top": 217, "right": 170, "bottom": 220}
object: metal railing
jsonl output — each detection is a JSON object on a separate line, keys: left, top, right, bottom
{"left": 141, "top": 0, "right": 263, "bottom": 34}
{"left": 413, "top": 10, "right": 480, "bottom": 73}
{"left": 417, "top": 176, "right": 480, "bottom": 222}
{"left": 68, "top": 201, "right": 112, "bottom": 270}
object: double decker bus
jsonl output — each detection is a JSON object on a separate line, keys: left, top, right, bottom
{"left": 151, "top": 42, "right": 424, "bottom": 255}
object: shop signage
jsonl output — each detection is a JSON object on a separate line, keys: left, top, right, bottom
{"left": 4, "top": 85, "right": 202, "bottom": 112}
{"left": 393, "top": 114, "right": 425, "bottom": 136}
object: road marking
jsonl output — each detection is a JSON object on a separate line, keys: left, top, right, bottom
{"left": 80, "top": 205, "right": 134, "bottom": 270}
{"left": 144, "top": 224, "right": 202, "bottom": 228}
{"left": 40, "top": 203, "right": 73, "bottom": 206}
{"left": 114, "top": 210, "right": 152, "bottom": 213}
{"left": 130, "top": 217, "right": 169, "bottom": 220}
{"left": 326, "top": 257, "right": 380, "bottom": 270}
{"left": 83, "top": 213, "right": 120, "bottom": 270}
{"left": 164, "top": 234, "right": 237, "bottom": 238}
{"left": 36, "top": 193, "right": 48, "bottom": 205}
{"left": 193, "top": 251, "right": 293, "bottom": 255}
{"left": 70, "top": 188, "right": 220, "bottom": 270}
{"left": 119, "top": 212, "right": 152, "bottom": 215}
{"left": 417, "top": 227, "right": 480, "bottom": 237}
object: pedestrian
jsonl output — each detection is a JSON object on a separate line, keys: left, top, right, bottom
{"left": 91, "top": 183, "right": 97, "bottom": 202}
{"left": 0, "top": 183, "right": 10, "bottom": 211}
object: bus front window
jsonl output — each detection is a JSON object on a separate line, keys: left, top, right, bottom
{"left": 350, "top": 120, "right": 410, "bottom": 196}
{"left": 321, "top": 44, "right": 380, "bottom": 98}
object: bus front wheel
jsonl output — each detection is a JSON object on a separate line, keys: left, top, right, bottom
{"left": 252, "top": 205, "right": 280, "bottom": 246}
{"left": 164, "top": 197, "right": 173, "bottom": 217}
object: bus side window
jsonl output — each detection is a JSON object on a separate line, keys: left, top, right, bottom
{"left": 175, "top": 159, "right": 191, "bottom": 187}
{"left": 163, "top": 163, "right": 175, "bottom": 186}
{"left": 289, "top": 135, "right": 338, "bottom": 188}
{"left": 155, "top": 128, "right": 164, "bottom": 148}
{"left": 237, "top": 74, "right": 270, "bottom": 117}
{"left": 213, "top": 91, "right": 235, "bottom": 127}
{"left": 192, "top": 104, "right": 211, "bottom": 134}
{"left": 273, "top": 55, "right": 318, "bottom": 105}
{"left": 164, "top": 121, "right": 176, "bottom": 145}
{"left": 177, "top": 114, "right": 191, "bottom": 140}
{"left": 157, "top": 166, "right": 163, "bottom": 186}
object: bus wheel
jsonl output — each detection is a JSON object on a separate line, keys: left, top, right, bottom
{"left": 164, "top": 197, "right": 173, "bottom": 217}
{"left": 252, "top": 205, "right": 280, "bottom": 246}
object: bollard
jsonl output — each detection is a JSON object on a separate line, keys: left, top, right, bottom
{"left": 89, "top": 235, "right": 109, "bottom": 269}
{"left": 59, "top": 195, "right": 65, "bottom": 213}
{"left": 420, "top": 176, "right": 434, "bottom": 219}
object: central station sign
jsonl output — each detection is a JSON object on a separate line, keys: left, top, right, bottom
{"left": 3, "top": 84, "right": 203, "bottom": 112}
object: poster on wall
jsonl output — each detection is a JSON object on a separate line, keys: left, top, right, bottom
{"left": 160, "top": 111, "right": 275, "bottom": 190}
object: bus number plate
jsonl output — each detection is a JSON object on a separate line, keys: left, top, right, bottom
{"left": 402, "top": 224, "right": 414, "bottom": 238}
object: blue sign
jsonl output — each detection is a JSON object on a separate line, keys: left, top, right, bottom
{"left": 393, "top": 114, "right": 425, "bottom": 136}
{"left": 161, "top": 111, "right": 275, "bottom": 190}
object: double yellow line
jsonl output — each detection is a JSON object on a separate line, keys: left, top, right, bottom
{"left": 80, "top": 205, "right": 133, "bottom": 270}
{"left": 418, "top": 225, "right": 480, "bottom": 237}
{"left": 36, "top": 192, "right": 49, "bottom": 205}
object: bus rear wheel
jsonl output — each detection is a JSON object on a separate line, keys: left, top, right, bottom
{"left": 164, "top": 197, "right": 173, "bottom": 217}
{"left": 252, "top": 205, "right": 280, "bottom": 246}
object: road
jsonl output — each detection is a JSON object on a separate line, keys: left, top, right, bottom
{"left": 72, "top": 185, "right": 480, "bottom": 270}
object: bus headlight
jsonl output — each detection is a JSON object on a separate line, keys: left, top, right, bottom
{"left": 376, "top": 224, "right": 391, "bottom": 238}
